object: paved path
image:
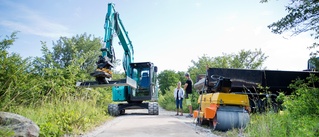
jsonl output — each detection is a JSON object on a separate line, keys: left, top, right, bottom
{"left": 81, "top": 107, "right": 218, "bottom": 137}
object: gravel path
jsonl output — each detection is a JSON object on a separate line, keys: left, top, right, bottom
{"left": 80, "top": 107, "right": 219, "bottom": 137}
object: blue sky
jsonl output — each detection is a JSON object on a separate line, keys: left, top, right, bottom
{"left": 0, "top": 0, "right": 316, "bottom": 72}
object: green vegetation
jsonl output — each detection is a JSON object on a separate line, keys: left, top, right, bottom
{"left": 0, "top": 128, "right": 14, "bottom": 137}
{"left": 12, "top": 98, "right": 110, "bottom": 137}
{"left": 158, "top": 50, "right": 267, "bottom": 114}
{"left": 246, "top": 75, "right": 319, "bottom": 136}
{"left": 0, "top": 32, "right": 117, "bottom": 136}
{"left": 158, "top": 49, "right": 319, "bottom": 137}
{"left": 243, "top": 1, "right": 319, "bottom": 136}
{"left": 158, "top": 86, "right": 199, "bottom": 112}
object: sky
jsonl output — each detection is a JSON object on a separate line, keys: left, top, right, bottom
{"left": 0, "top": 0, "right": 317, "bottom": 72}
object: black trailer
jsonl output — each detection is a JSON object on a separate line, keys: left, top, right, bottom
{"left": 194, "top": 68, "right": 319, "bottom": 112}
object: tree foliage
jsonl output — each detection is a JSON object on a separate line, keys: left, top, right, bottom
{"left": 157, "top": 49, "right": 267, "bottom": 95}
{"left": 157, "top": 70, "right": 179, "bottom": 95}
{"left": 187, "top": 49, "right": 268, "bottom": 82}
{"left": 0, "top": 32, "right": 34, "bottom": 108}
{"left": 266, "top": 0, "right": 319, "bottom": 38}
{"left": 0, "top": 32, "right": 121, "bottom": 136}
{"left": 32, "top": 33, "right": 103, "bottom": 75}
{"left": 263, "top": 0, "right": 319, "bottom": 67}
{"left": 285, "top": 74, "right": 319, "bottom": 117}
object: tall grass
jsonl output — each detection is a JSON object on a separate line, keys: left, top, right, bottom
{"left": 1, "top": 87, "right": 113, "bottom": 137}
{"left": 8, "top": 98, "right": 110, "bottom": 137}
{"left": 246, "top": 111, "right": 319, "bottom": 137}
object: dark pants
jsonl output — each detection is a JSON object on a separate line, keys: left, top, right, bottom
{"left": 176, "top": 98, "right": 183, "bottom": 109}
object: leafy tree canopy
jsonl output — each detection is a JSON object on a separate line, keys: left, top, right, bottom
{"left": 261, "top": 0, "right": 319, "bottom": 68}
{"left": 157, "top": 70, "right": 179, "bottom": 95}
{"left": 157, "top": 49, "right": 267, "bottom": 94}
{"left": 187, "top": 49, "right": 268, "bottom": 82}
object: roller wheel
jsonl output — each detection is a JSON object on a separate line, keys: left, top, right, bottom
{"left": 213, "top": 106, "right": 250, "bottom": 131}
{"left": 108, "top": 104, "right": 120, "bottom": 116}
{"left": 148, "top": 102, "right": 159, "bottom": 115}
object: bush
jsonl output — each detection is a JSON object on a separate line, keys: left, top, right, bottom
{"left": 284, "top": 74, "right": 319, "bottom": 117}
{"left": 246, "top": 112, "right": 319, "bottom": 137}
{"left": 12, "top": 98, "right": 109, "bottom": 137}
{"left": 246, "top": 74, "right": 319, "bottom": 137}
{"left": 158, "top": 86, "right": 199, "bottom": 113}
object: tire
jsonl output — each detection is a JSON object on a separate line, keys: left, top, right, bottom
{"left": 148, "top": 102, "right": 159, "bottom": 115}
{"left": 120, "top": 109, "right": 125, "bottom": 115}
{"left": 108, "top": 104, "right": 120, "bottom": 116}
{"left": 153, "top": 102, "right": 159, "bottom": 115}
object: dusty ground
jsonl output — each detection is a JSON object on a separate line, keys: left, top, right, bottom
{"left": 80, "top": 107, "right": 219, "bottom": 137}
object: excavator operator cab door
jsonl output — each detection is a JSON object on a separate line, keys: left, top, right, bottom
{"left": 130, "top": 62, "right": 157, "bottom": 101}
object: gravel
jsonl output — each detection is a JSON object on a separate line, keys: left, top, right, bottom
{"left": 79, "top": 107, "right": 220, "bottom": 137}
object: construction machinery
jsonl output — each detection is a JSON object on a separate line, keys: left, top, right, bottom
{"left": 193, "top": 70, "right": 251, "bottom": 131}
{"left": 193, "top": 64, "right": 319, "bottom": 131}
{"left": 76, "top": 3, "right": 159, "bottom": 116}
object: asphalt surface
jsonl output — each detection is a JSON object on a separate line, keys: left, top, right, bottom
{"left": 81, "top": 107, "right": 219, "bottom": 137}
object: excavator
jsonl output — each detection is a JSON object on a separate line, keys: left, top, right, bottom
{"left": 76, "top": 3, "right": 159, "bottom": 116}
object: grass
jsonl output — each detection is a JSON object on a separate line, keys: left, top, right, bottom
{"left": 7, "top": 98, "right": 110, "bottom": 137}
{"left": 159, "top": 90, "right": 319, "bottom": 137}
{"left": 246, "top": 111, "right": 319, "bottom": 137}
{"left": 0, "top": 128, "right": 15, "bottom": 137}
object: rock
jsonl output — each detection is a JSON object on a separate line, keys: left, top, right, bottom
{"left": 0, "top": 112, "right": 39, "bottom": 137}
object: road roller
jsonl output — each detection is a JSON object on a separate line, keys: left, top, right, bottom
{"left": 193, "top": 72, "right": 250, "bottom": 131}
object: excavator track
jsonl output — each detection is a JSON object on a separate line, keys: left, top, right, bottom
{"left": 210, "top": 106, "right": 250, "bottom": 131}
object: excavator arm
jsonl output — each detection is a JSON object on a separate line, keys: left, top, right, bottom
{"left": 91, "top": 3, "right": 134, "bottom": 84}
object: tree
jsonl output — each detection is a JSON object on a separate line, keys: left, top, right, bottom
{"left": 188, "top": 49, "right": 268, "bottom": 83}
{"left": 157, "top": 70, "right": 179, "bottom": 95}
{"left": 262, "top": 0, "right": 319, "bottom": 67}
{"left": 32, "top": 33, "right": 117, "bottom": 79}
{"left": 0, "top": 32, "right": 37, "bottom": 108}
{"left": 264, "top": 0, "right": 319, "bottom": 38}
{"left": 229, "top": 49, "right": 267, "bottom": 69}
{"left": 52, "top": 33, "right": 102, "bottom": 72}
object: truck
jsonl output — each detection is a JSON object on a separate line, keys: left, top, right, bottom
{"left": 193, "top": 60, "right": 319, "bottom": 131}
{"left": 76, "top": 3, "right": 159, "bottom": 116}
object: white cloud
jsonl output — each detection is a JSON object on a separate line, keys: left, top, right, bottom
{"left": 0, "top": 1, "right": 72, "bottom": 39}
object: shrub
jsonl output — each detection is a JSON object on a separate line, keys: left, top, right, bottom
{"left": 159, "top": 86, "right": 199, "bottom": 113}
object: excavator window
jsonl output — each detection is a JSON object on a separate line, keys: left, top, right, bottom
{"left": 140, "top": 72, "right": 150, "bottom": 88}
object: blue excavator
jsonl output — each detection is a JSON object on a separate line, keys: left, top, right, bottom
{"left": 76, "top": 3, "right": 159, "bottom": 116}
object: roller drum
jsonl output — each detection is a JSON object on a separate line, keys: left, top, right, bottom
{"left": 214, "top": 106, "right": 250, "bottom": 131}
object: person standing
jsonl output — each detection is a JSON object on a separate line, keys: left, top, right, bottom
{"left": 184, "top": 72, "right": 193, "bottom": 118}
{"left": 174, "top": 81, "right": 184, "bottom": 116}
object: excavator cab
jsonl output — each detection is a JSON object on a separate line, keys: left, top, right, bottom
{"left": 129, "top": 62, "right": 158, "bottom": 102}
